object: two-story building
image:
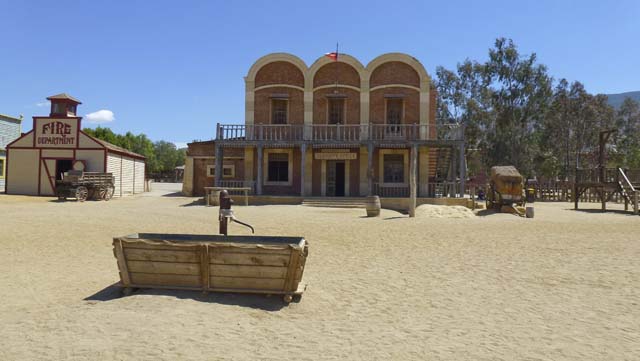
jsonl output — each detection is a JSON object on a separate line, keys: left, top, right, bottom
{"left": 183, "top": 52, "right": 465, "bottom": 200}
{"left": 0, "top": 113, "right": 23, "bottom": 192}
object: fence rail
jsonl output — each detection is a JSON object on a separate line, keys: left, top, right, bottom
{"left": 216, "top": 123, "right": 464, "bottom": 142}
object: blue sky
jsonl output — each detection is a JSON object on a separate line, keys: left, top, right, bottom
{"left": 1, "top": 0, "right": 639, "bottom": 148}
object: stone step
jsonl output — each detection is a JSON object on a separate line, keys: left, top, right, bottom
{"left": 302, "top": 197, "right": 367, "bottom": 208}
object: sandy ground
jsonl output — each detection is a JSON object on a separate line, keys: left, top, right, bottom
{"left": 1, "top": 183, "right": 639, "bottom": 361}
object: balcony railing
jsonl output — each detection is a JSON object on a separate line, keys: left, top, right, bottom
{"left": 216, "top": 123, "right": 464, "bottom": 142}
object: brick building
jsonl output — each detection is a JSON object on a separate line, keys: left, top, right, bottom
{"left": 183, "top": 52, "right": 465, "bottom": 199}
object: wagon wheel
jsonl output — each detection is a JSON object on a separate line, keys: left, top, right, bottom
{"left": 283, "top": 294, "right": 293, "bottom": 303}
{"left": 103, "top": 185, "right": 115, "bottom": 201}
{"left": 96, "top": 186, "right": 107, "bottom": 201}
{"left": 75, "top": 186, "right": 89, "bottom": 202}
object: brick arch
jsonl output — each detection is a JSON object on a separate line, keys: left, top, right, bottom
{"left": 247, "top": 53, "right": 307, "bottom": 88}
{"left": 369, "top": 61, "right": 420, "bottom": 89}
{"left": 366, "top": 53, "right": 430, "bottom": 90}
{"left": 312, "top": 62, "right": 360, "bottom": 89}
{"left": 306, "top": 53, "right": 365, "bottom": 90}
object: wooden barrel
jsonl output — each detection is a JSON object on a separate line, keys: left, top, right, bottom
{"left": 365, "top": 196, "right": 381, "bottom": 217}
{"left": 525, "top": 206, "right": 534, "bottom": 218}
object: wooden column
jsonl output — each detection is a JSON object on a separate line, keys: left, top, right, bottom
{"left": 300, "top": 143, "right": 306, "bottom": 197}
{"left": 214, "top": 144, "right": 223, "bottom": 187}
{"left": 634, "top": 191, "right": 639, "bottom": 215}
{"left": 256, "top": 145, "right": 263, "bottom": 195}
{"left": 367, "top": 143, "right": 374, "bottom": 196}
{"left": 601, "top": 188, "right": 606, "bottom": 212}
{"left": 449, "top": 146, "right": 457, "bottom": 198}
{"left": 459, "top": 142, "right": 466, "bottom": 198}
{"left": 409, "top": 145, "right": 418, "bottom": 217}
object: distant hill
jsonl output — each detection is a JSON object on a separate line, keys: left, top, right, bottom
{"left": 606, "top": 91, "right": 640, "bottom": 108}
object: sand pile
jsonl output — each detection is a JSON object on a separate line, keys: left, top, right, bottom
{"left": 415, "top": 203, "right": 475, "bottom": 218}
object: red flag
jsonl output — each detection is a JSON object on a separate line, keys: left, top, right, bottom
{"left": 325, "top": 52, "right": 338, "bottom": 61}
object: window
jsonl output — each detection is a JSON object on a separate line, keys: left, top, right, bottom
{"left": 52, "top": 103, "right": 64, "bottom": 114}
{"left": 0, "top": 158, "right": 4, "bottom": 177}
{"left": 271, "top": 99, "right": 288, "bottom": 124}
{"left": 383, "top": 154, "right": 404, "bottom": 183}
{"left": 328, "top": 98, "right": 345, "bottom": 124}
{"left": 386, "top": 98, "right": 403, "bottom": 131}
{"left": 206, "top": 164, "right": 235, "bottom": 178}
{"left": 267, "top": 153, "right": 289, "bottom": 182}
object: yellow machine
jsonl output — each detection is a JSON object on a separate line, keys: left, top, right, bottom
{"left": 487, "top": 166, "right": 526, "bottom": 215}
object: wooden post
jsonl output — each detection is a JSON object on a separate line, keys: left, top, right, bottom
{"left": 214, "top": 144, "right": 223, "bottom": 187}
{"left": 459, "top": 142, "right": 465, "bottom": 198}
{"left": 601, "top": 189, "right": 606, "bottom": 212}
{"left": 409, "top": 145, "right": 417, "bottom": 217}
{"left": 574, "top": 184, "right": 579, "bottom": 210}
{"left": 634, "top": 191, "right": 639, "bottom": 215}
{"left": 256, "top": 145, "right": 263, "bottom": 195}
{"left": 300, "top": 143, "right": 306, "bottom": 197}
{"left": 367, "top": 143, "right": 374, "bottom": 196}
{"left": 449, "top": 146, "right": 457, "bottom": 197}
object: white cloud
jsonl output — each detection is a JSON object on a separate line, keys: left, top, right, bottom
{"left": 36, "top": 101, "right": 50, "bottom": 107}
{"left": 173, "top": 142, "right": 188, "bottom": 149}
{"left": 85, "top": 109, "right": 115, "bottom": 123}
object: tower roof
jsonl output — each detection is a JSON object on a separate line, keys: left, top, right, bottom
{"left": 46, "top": 93, "right": 82, "bottom": 104}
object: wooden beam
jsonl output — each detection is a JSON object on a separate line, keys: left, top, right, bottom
{"left": 409, "top": 145, "right": 417, "bottom": 217}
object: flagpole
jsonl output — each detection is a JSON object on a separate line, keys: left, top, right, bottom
{"left": 334, "top": 42, "right": 339, "bottom": 93}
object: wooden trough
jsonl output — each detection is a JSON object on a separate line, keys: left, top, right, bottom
{"left": 113, "top": 233, "right": 308, "bottom": 303}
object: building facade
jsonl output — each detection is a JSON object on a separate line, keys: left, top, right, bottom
{"left": 0, "top": 113, "right": 23, "bottom": 192}
{"left": 6, "top": 94, "right": 146, "bottom": 197}
{"left": 183, "top": 53, "right": 465, "bottom": 198}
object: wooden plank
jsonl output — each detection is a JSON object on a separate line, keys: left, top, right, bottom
{"left": 200, "top": 245, "right": 210, "bottom": 290}
{"left": 124, "top": 248, "right": 199, "bottom": 263}
{"left": 126, "top": 260, "right": 200, "bottom": 275}
{"left": 210, "top": 252, "right": 290, "bottom": 267}
{"left": 210, "top": 276, "right": 285, "bottom": 290}
{"left": 120, "top": 242, "right": 201, "bottom": 252}
{"left": 130, "top": 273, "right": 201, "bottom": 287}
{"left": 210, "top": 247, "right": 291, "bottom": 255}
{"left": 211, "top": 264, "right": 287, "bottom": 279}
{"left": 114, "top": 239, "right": 131, "bottom": 286}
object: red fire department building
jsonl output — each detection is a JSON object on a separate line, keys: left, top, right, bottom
{"left": 6, "top": 94, "right": 146, "bottom": 197}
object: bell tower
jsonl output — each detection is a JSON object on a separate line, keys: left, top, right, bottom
{"left": 47, "top": 93, "right": 82, "bottom": 117}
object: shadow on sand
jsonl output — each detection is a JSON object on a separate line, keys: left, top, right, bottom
{"left": 85, "top": 283, "right": 291, "bottom": 311}
{"left": 474, "top": 209, "right": 500, "bottom": 217}
{"left": 180, "top": 198, "right": 208, "bottom": 207}
{"left": 162, "top": 192, "right": 186, "bottom": 197}
{"left": 570, "top": 208, "right": 638, "bottom": 217}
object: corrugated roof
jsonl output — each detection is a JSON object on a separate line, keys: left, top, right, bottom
{"left": 93, "top": 138, "right": 146, "bottom": 160}
{"left": 46, "top": 93, "right": 82, "bottom": 104}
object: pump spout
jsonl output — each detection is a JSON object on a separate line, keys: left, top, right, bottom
{"left": 231, "top": 218, "right": 255, "bottom": 233}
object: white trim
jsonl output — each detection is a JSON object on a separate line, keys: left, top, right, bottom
{"left": 206, "top": 164, "right": 235, "bottom": 178}
{"left": 313, "top": 84, "right": 361, "bottom": 92}
{"left": 370, "top": 84, "right": 420, "bottom": 92}
{"left": 255, "top": 84, "right": 305, "bottom": 92}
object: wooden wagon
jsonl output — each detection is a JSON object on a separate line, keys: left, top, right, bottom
{"left": 486, "top": 166, "right": 525, "bottom": 210}
{"left": 56, "top": 171, "right": 115, "bottom": 202}
{"left": 113, "top": 233, "right": 308, "bottom": 303}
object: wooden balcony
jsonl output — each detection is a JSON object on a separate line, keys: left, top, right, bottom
{"left": 216, "top": 123, "right": 464, "bottom": 144}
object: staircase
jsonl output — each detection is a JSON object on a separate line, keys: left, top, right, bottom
{"left": 617, "top": 168, "right": 639, "bottom": 215}
{"left": 433, "top": 147, "right": 453, "bottom": 197}
{"left": 302, "top": 197, "right": 366, "bottom": 208}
